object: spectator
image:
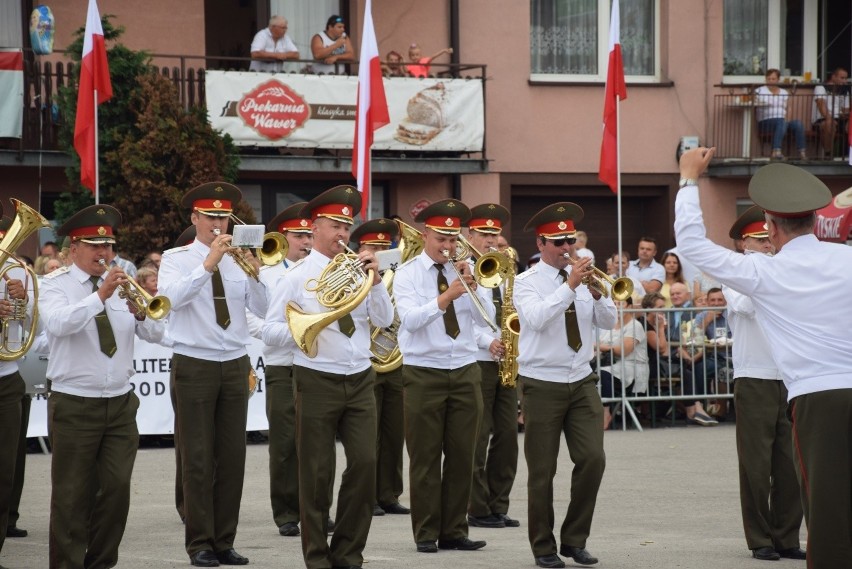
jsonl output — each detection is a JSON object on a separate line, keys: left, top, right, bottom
{"left": 755, "top": 68, "right": 807, "bottom": 160}
{"left": 574, "top": 230, "right": 595, "bottom": 265}
{"left": 597, "top": 298, "right": 649, "bottom": 430}
{"left": 812, "top": 67, "right": 850, "bottom": 156}
{"left": 40, "top": 241, "right": 59, "bottom": 259}
{"left": 609, "top": 251, "right": 645, "bottom": 300}
{"left": 626, "top": 237, "right": 664, "bottom": 293}
{"left": 405, "top": 43, "right": 453, "bottom": 78}
{"left": 382, "top": 50, "right": 406, "bottom": 77}
{"left": 250, "top": 15, "right": 299, "bottom": 72}
{"left": 109, "top": 250, "right": 137, "bottom": 278}
{"left": 44, "top": 258, "right": 62, "bottom": 275}
{"left": 694, "top": 287, "right": 731, "bottom": 340}
{"left": 311, "top": 15, "right": 354, "bottom": 74}
{"left": 138, "top": 251, "right": 162, "bottom": 270}
{"left": 33, "top": 254, "right": 51, "bottom": 276}
{"left": 637, "top": 292, "right": 675, "bottom": 383}
{"left": 135, "top": 267, "right": 158, "bottom": 297}
{"left": 660, "top": 252, "right": 686, "bottom": 307}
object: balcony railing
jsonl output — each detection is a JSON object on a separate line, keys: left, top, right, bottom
{"left": 1, "top": 50, "right": 486, "bottom": 158}
{"left": 709, "top": 85, "right": 850, "bottom": 163}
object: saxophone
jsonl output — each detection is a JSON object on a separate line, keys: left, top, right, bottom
{"left": 498, "top": 249, "right": 520, "bottom": 388}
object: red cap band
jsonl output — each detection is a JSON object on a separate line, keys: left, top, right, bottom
{"left": 468, "top": 217, "right": 502, "bottom": 233}
{"left": 425, "top": 215, "right": 461, "bottom": 233}
{"left": 311, "top": 203, "right": 355, "bottom": 223}
{"left": 740, "top": 220, "right": 768, "bottom": 238}
{"left": 536, "top": 220, "right": 576, "bottom": 237}
{"left": 193, "top": 198, "right": 232, "bottom": 211}
{"left": 278, "top": 218, "right": 312, "bottom": 233}
{"left": 69, "top": 225, "right": 115, "bottom": 240}
{"left": 358, "top": 232, "right": 392, "bottom": 245}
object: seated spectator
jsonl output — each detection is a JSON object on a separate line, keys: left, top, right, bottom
{"left": 693, "top": 269, "right": 720, "bottom": 301}
{"left": 636, "top": 292, "right": 675, "bottom": 383}
{"left": 44, "top": 258, "right": 62, "bottom": 275}
{"left": 755, "top": 68, "right": 807, "bottom": 160}
{"left": 661, "top": 251, "right": 686, "bottom": 308}
{"left": 382, "top": 50, "right": 406, "bottom": 77}
{"left": 405, "top": 43, "right": 453, "bottom": 78}
{"left": 135, "top": 267, "right": 159, "bottom": 297}
{"left": 626, "top": 237, "right": 664, "bottom": 294}
{"left": 609, "top": 251, "right": 645, "bottom": 300}
{"left": 311, "top": 15, "right": 354, "bottom": 74}
{"left": 693, "top": 287, "right": 731, "bottom": 341}
{"left": 574, "top": 230, "right": 595, "bottom": 265}
{"left": 597, "top": 298, "right": 649, "bottom": 430}
{"left": 250, "top": 16, "right": 299, "bottom": 72}
{"left": 812, "top": 67, "right": 850, "bottom": 155}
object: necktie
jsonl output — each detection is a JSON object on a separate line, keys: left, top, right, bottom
{"left": 211, "top": 268, "right": 231, "bottom": 329}
{"left": 435, "top": 263, "right": 460, "bottom": 339}
{"left": 558, "top": 269, "right": 582, "bottom": 352}
{"left": 491, "top": 286, "right": 503, "bottom": 324}
{"left": 337, "top": 312, "right": 356, "bottom": 338}
{"left": 89, "top": 276, "right": 117, "bottom": 357}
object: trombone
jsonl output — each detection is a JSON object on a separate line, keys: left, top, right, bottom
{"left": 562, "top": 253, "right": 634, "bottom": 301}
{"left": 98, "top": 259, "right": 171, "bottom": 320}
{"left": 442, "top": 247, "right": 499, "bottom": 332}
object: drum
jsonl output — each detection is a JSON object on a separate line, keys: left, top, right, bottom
{"left": 17, "top": 352, "right": 48, "bottom": 394}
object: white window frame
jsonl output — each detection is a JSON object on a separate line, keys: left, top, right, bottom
{"left": 722, "top": 0, "right": 818, "bottom": 84}
{"left": 530, "top": 0, "right": 661, "bottom": 83}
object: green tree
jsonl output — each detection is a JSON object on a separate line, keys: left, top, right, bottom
{"left": 55, "top": 15, "right": 245, "bottom": 262}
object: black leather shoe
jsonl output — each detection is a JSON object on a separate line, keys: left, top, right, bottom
{"left": 559, "top": 545, "right": 598, "bottom": 565}
{"left": 6, "top": 525, "right": 27, "bottom": 538}
{"left": 438, "top": 537, "right": 487, "bottom": 550}
{"left": 467, "top": 514, "right": 505, "bottom": 528}
{"left": 278, "top": 521, "right": 299, "bottom": 536}
{"left": 190, "top": 550, "right": 220, "bottom": 567}
{"left": 372, "top": 503, "right": 386, "bottom": 516}
{"left": 778, "top": 547, "right": 806, "bottom": 559}
{"left": 751, "top": 547, "right": 781, "bottom": 561}
{"left": 535, "top": 554, "right": 566, "bottom": 568}
{"left": 416, "top": 540, "right": 438, "bottom": 553}
{"left": 496, "top": 513, "right": 520, "bottom": 527}
{"left": 215, "top": 549, "right": 249, "bottom": 565}
{"left": 381, "top": 502, "right": 411, "bottom": 514}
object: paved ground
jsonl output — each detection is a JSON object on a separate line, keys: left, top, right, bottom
{"left": 2, "top": 423, "right": 807, "bottom": 568}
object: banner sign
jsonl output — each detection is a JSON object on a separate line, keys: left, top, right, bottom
{"left": 205, "top": 70, "right": 484, "bottom": 151}
{"left": 26, "top": 338, "right": 270, "bottom": 437}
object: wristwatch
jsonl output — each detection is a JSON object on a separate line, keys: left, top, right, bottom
{"left": 679, "top": 178, "right": 697, "bottom": 188}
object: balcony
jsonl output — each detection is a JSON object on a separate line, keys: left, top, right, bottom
{"left": 0, "top": 51, "right": 489, "bottom": 176}
{"left": 708, "top": 84, "right": 850, "bottom": 177}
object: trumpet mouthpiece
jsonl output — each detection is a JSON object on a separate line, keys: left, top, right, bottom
{"left": 98, "top": 259, "right": 106, "bottom": 266}
{"left": 213, "top": 228, "right": 221, "bottom": 236}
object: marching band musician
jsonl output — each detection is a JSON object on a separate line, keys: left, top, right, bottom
{"left": 464, "top": 204, "right": 521, "bottom": 530}
{"left": 39, "top": 205, "right": 165, "bottom": 569}
{"left": 262, "top": 186, "right": 393, "bottom": 569}
{"left": 724, "top": 207, "right": 805, "bottom": 561}
{"left": 0, "top": 211, "right": 34, "bottom": 565}
{"left": 513, "top": 202, "right": 617, "bottom": 569}
{"left": 348, "top": 218, "right": 410, "bottom": 517}
{"left": 158, "top": 183, "right": 267, "bottom": 567}
{"left": 393, "top": 199, "right": 491, "bottom": 554}
{"left": 252, "top": 202, "right": 317, "bottom": 537}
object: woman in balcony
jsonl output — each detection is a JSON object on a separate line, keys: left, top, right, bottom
{"left": 755, "top": 69, "right": 807, "bottom": 161}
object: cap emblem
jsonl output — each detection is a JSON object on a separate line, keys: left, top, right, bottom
{"left": 445, "top": 218, "right": 453, "bottom": 226}
{"left": 558, "top": 221, "right": 567, "bottom": 230}
{"left": 487, "top": 204, "right": 496, "bottom": 210}
{"left": 213, "top": 200, "right": 222, "bottom": 208}
{"left": 345, "top": 188, "right": 353, "bottom": 194}
{"left": 342, "top": 206, "right": 350, "bottom": 215}
{"left": 299, "top": 219, "right": 308, "bottom": 227}
{"left": 96, "top": 208, "right": 106, "bottom": 215}
{"left": 447, "top": 202, "right": 455, "bottom": 208}
{"left": 486, "top": 219, "right": 495, "bottom": 227}
{"left": 97, "top": 226, "right": 107, "bottom": 236}
{"left": 377, "top": 233, "right": 385, "bottom": 240}
{"left": 214, "top": 186, "right": 224, "bottom": 193}
{"left": 557, "top": 206, "right": 565, "bottom": 213}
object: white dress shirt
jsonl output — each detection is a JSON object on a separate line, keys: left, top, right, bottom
{"left": 723, "top": 284, "right": 780, "bottom": 381}
{"left": 675, "top": 185, "right": 852, "bottom": 399}
{"left": 262, "top": 249, "right": 393, "bottom": 375}
{"left": 249, "top": 28, "right": 299, "bottom": 72}
{"left": 38, "top": 264, "right": 164, "bottom": 397}
{"left": 626, "top": 258, "right": 665, "bottom": 286}
{"left": 512, "top": 259, "right": 617, "bottom": 383}
{"left": 246, "top": 261, "right": 298, "bottom": 366}
{"left": 394, "top": 251, "right": 489, "bottom": 369}
{"left": 158, "top": 240, "right": 267, "bottom": 361}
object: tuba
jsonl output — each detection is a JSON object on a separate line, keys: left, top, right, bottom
{"left": 369, "top": 220, "right": 424, "bottom": 373}
{"left": 498, "top": 248, "right": 520, "bottom": 388}
{"left": 0, "top": 199, "right": 52, "bottom": 361}
{"left": 287, "top": 240, "right": 374, "bottom": 358}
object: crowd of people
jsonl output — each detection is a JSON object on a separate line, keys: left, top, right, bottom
{"left": 248, "top": 14, "right": 454, "bottom": 78}
{"left": 2, "top": 151, "right": 848, "bottom": 568}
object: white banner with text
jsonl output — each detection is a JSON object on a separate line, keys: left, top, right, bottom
{"left": 205, "top": 70, "right": 484, "bottom": 151}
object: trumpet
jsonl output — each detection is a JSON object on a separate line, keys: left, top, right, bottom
{"left": 98, "top": 259, "right": 171, "bottom": 320}
{"left": 287, "top": 240, "right": 375, "bottom": 358}
{"left": 442, "top": 248, "right": 499, "bottom": 332}
{"left": 562, "top": 253, "right": 634, "bottom": 301}
{"left": 213, "top": 228, "right": 260, "bottom": 281}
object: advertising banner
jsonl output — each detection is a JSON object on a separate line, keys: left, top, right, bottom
{"left": 206, "top": 70, "right": 484, "bottom": 151}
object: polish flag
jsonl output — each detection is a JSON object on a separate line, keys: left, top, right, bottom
{"left": 352, "top": 0, "right": 389, "bottom": 219}
{"left": 598, "top": 0, "right": 627, "bottom": 193}
{"left": 73, "top": 0, "right": 112, "bottom": 196}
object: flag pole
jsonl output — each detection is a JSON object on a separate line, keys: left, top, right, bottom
{"left": 94, "top": 87, "right": 99, "bottom": 204}
{"left": 616, "top": 95, "right": 622, "bottom": 276}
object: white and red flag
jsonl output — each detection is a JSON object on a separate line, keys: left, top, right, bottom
{"left": 598, "top": 0, "right": 627, "bottom": 193}
{"left": 352, "top": 0, "right": 389, "bottom": 219}
{"left": 0, "top": 50, "right": 24, "bottom": 138}
{"left": 73, "top": 0, "right": 112, "bottom": 197}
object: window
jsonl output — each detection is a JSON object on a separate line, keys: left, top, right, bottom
{"left": 530, "top": 0, "right": 659, "bottom": 82}
{"left": 723, "top": 0, "right": 816, "bottom": 82}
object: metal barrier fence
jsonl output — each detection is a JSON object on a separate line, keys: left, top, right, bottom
{"left": 596, "top": 305, "right": 736, "bottom": 432}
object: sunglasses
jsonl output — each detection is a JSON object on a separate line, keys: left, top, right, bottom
{"left": 549, "top": 238, "right": 577, "bottom": 247}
